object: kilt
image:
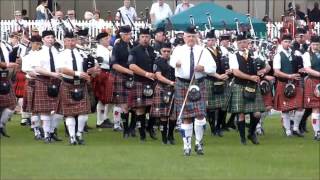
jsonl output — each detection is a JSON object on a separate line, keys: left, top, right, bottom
{"left": 112, "top": 72, "right": 131, "bottom": 104}
{"left": 92, "top": 70, "right": 114, "bottom": 104}
{"left": 33, "top": 76, "right": 61, "bottom": 114}
{"left": 13, "top": 71, "right": 26, "bottom": 98}
{"left": 304, "top": 77, "right": 320, "bottom": 109}
{"left": 129, "top": 80, "right": 154, "bottom": 108}
{"left": 274, "top": 81, "right": 303, "bottom": 112}
{"left": 228, "top": 83, "right": 266, "bottom": 113}
{"left": 262, "top": 91, "right": 273, "bottom": 107}
{"left": 22, "top": 78, "right": 36, "bottom": 113}
{"left": 205, "top": 78, "right": 230, "bottom": 110}
{"left": 0, "top": 79, "right": 16, "bottom": 109}
{"left": 173, "top": 78, "right": 207, "bottom": 119}
{"left": 150, "top": 83, "right": 174, "bottom": 118}
{"left": 57, "top": 81, "right": 91, "bottom": 117}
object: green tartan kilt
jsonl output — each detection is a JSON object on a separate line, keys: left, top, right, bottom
{"left": 228, "top": 83, "right": 266, "bottom": 113}
{"left": 205, "top": 79, "right": 230, "bottom": 110}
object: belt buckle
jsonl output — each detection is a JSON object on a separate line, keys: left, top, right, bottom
{"left": 74, "top": 79, "right": 80, "bottom": 85}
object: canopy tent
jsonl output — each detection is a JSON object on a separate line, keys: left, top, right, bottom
{"left": 156, "top": 2, "right": 266, "bottom": 36}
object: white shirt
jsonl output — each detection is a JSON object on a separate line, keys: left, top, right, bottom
{"left": 229, "top": 50, "right": 250, "bottom": 70}
{"left": 150, "top": 2, "right": 172, "bottom": 23}
{"left": 22, "top": 50, "right": 40, "bottom": 78}
{"left": 303, "top": 51, "right": 320, "bottom": 68}
{"left": 56, "top": 48, "right": 85, "bottom": 79}
{"left": 273, "top": 46, "right": 292, "bottom": 70}
{"left": 15, "top": 19, "right": 28, "bottom": 31}
{"left": 170, "top": 44, "right": 216, "bottom": 79}
{"left": 96, "top": 44, "right": 111, "bottom": 70}
{"left": 116, "top": 6, "right": 137, "bottom": 26}
{"left": 174, "top": 3, "right": 194, "bottom": 14}
{"left": 36, "top": 45, "right": 61, "bottom": 72}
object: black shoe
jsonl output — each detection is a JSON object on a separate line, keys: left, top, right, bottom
{"left": 167, "top": 136, "right": 175, "bottom": 145}
{"left": 50, "top": 133, "right": 63, "bottom": 141}
{"left": 69, "top": 136, "right": 77, "bottom": 145}
{"left": 140, "top": 137, "right": 146, "bottom": 142}
{"left": 184, "top": 148, "right": 191, "bottom": 156}
{"left": 247, "top": 134, "right": 259, "bottom": 145}
{"left": 76, "top": 135, "right": 85, "bottom": 145}
{"left": 44, "top": 137, "right": 52, "bottom": 144}
{"left": 292, "top": 130, "right": 304, "bottom": 137}
{"left": 123, "top": 133, "right": 129, "bottom": 139}
{"left": 194, "top": 144, "right": 204, "bottom": 155}
{"left": 34, "top": 134, "right": 42, "bottom": 140}
{"left": 216, "top": 130, "right": 223, "bottom": 137}
{"left": 96, "top": 119, "right": 113, "bottom": 128}
{"left": 0, "top": 127, "right": 10, "bottom": 138}
{"left": 240, "top": 137, "right": 247, "bottom": 145}
{"left": 20, "top": 118, "right": 29, "bottom": 126}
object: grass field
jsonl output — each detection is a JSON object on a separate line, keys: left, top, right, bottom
{"left": 0, "top": 114, "right": 319, "bottom": 180}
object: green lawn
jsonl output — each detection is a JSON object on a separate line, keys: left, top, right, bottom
{"left": 1, "top": 114, "right": 319, "bottom": 180}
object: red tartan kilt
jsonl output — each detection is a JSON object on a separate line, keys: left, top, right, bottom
{"left": 57, "top": 81, "right": 91, "bottom": 117}
{"left": 129, "top": 81, "right": 154, "bottom": 108}
{"left": 33, "top": 77, "right": 60, "bottom": 114}
{"left": 92, "top": 71, "right": 114, "bottom": 104}
{"left": 274, "top": 81, "right": 303, "bottom": 111}
{"left": 13, "top": 71, "right": 26, "bottom": 98}
{"left": 0, "top": 79, "right": 16, "bottom": 109}
{"left": 262, "top": 91, "right": 273, "bottom": 107}
{"left": 304, "top": 77, "right": 320, "bottom": 108}
{"left": 112, "top": 72, "right": 131, "bottom": 104}
{"left": 22, "top": 79, "right": 36, "bottom": 113}
{"left": 150, "top": 83, "right": 174, "bottom": 118}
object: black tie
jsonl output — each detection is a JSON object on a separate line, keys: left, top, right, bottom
{"left": 49, "top": 47, "right": 56, "bottom": 72}
{"left": 190, "top": 47, "right": 194, "bottom": 79}
{"left": 71, "top": 49, "right": 78, "bottom": 71}
{"left": 0, "top": 47, "right": 5, "bottom": 62}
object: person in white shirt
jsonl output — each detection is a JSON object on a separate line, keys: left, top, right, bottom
{"left": 116, "top": 0, "right": 138, "bottom": 26}
{"left": 21, "top": 35, "right": 43, "bottom": 140}
{"left": 33, "top": 30, "right": 64, "bottom": 143}
{"left": 273, "top": 34, "right": 305, "bottom": 138}
{"left": 170, "top": 26, "right": 215, "bottom": 156}
{"left": 302, "top": 35, "right": 320, "bottom": 141}
{"left": 93, "top": 32, "right": 118, "bottom": 130}
{"left": 174, "top": 0, "right": 194, "bottom": 14}
{"left": 150, "top": 0, "right": 173, "bottom": 24}
{"left": 14, "top": 11, "right": 28, "bottom": 32}
{"left": 56, "top": 32, "right": 93, "bottom": 145}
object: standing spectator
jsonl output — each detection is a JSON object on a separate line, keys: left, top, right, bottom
{"left": 91, "top": 10, "right": 105, "bottom": 23}
{"left": 295, "top": 4, "right": 306, "bottom": 21}
{"left": 150, "top": 0, "right": 172, "bottom": 24}
{"left": 65, "top": 10, "right": 77, "bottom": 31}
{"left": 309, "top": 2, "right": 320, "bottom": 22}
{"left": 116, "top": 0, "right": 138, "bottom": 26}
{"left": 36, "top": 0, "right": 48, "bottom": 20}
{"left": 174, "top": 0, "right": 194, "bottom": 15}
{"left": 21, "top": 9, "right": 29, "bottom": 20}
{"left": 84, "top": 11, "right": 93, "bottom": 21}
{"left": 14, "top": 11, "right": 28, "bottom": 32}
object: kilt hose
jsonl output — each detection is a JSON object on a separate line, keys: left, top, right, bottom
{"left": 173, "top": 78, "right": 207, "bottom": 119}
{"left": 92, "top": 70, "right": 114, "bottom": 104}
{"left": 13, "top": 71, "right": 26, "bottom": 98}
{"left": 150, "top": 83, "right": 174, "bottom": 118}
{"left": 57, "top": 81, "right": 91, "bottom": 117}
{"left": 205, "top": 78, "right": 230, "bottom": 111}
{"left": 22, "top": 78, "right": 36, "bottom": 113}
{"left": 0, "top": 78, "right": 16, "bottom": 110}
{"left": 304, "top": 77, "right": 320, "bottom": 109}
{"left": 228, "top": 83, "right": 266, "bottom": 114}
{"left": 33, "top": 76, "right": 61, "bottom": 114}
{"left": 112, "top": 71, "right": 132, "bottom": 104}
{"left": 274, "top": 81, "right": 304, "bottom": 112}
{"left": 129, "top": 80, "right": 154, "bottom": 108}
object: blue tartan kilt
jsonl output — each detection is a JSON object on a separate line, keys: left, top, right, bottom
{"left": 228, "top": 83, "right": 266, "bottom": 113}
{"left": 173, "top": 78, "right": 207, "bottom": 119}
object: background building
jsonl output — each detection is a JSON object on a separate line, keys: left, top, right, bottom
{"left": 0, "top": 0, "right": 318, "bottom": 21}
